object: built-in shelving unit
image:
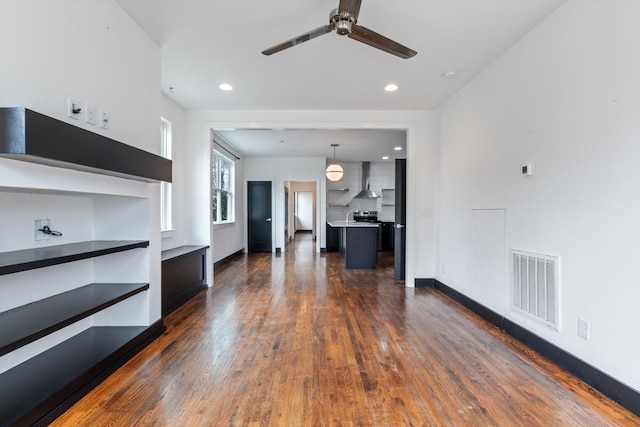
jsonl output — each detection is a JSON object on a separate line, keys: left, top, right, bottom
{"left": 0, "top": 107, "right": 167, "bottom": 426}
{"left": 328, "top": 188, "right": 349, "bottom": 192}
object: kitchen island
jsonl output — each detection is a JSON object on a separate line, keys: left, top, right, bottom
{"left": 327, "top": 221, "right": 380, "bottom": 269}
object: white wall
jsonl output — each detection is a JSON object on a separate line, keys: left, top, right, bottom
{"left": 436, "top": 0, "right": 640, "bottom": 391}
{"left": 183, "top": 110, "right": 437, "bottom": 285}
{"left": 295, "top": 192, "right": 313, "bottom": 231}
{"left": 0, "top": 0, "right": 160, "bottom": 153}
{"left": 290, "top": 181, "right": 317, "bottom": 238}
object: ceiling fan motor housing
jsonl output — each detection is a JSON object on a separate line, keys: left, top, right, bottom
{"left": 330, "top": 8, "right": 356, "bottom": 35}
{"left": 336, "top": 20, "right": 353, "bottom": 35}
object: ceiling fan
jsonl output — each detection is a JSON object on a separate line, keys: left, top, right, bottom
{"left": 261, "top": 0, "right": 417, "bottom": 59}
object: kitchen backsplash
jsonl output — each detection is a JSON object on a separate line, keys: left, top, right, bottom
{"left": 326, "top": 161, "right": 396, "bottom": 222}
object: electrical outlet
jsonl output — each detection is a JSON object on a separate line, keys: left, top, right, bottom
{"left": 68, "top": 97, "right": 82, "bottom": 120}
{"left": 34, "top": 218, "right": 51, "bottom": 243}
{"left": 100, "top": 111, "right": 109, "bottom": 130}
{"left": 85, "top": 103, "right": 97, "bottom": 125}
{"left": 578, "top": 318, "right": 590, "bottom": 340}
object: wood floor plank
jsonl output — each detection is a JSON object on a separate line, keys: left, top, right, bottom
{"left": 49, "top": 234, "right": 640, "bottom": 426}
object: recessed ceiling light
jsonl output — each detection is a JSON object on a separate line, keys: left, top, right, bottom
{"left": 384, "top": 83, "right": 398, "bottom": 92}
{"left": 382, "top": 156, "right": 389, "bottom": 160}
{"left": 442, "top": 70, "right": 457, "bottom": 79}
{"left": 219, "top": 83, "right": 233, "bottom": 91}
{"left": 394, "top": 146, "right": 402, "bottom": 151}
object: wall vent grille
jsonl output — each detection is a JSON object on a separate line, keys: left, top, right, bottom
{"left": 511, "top": 250, "right": 559, "bottom": 330}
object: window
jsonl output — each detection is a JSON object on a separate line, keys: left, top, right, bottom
{"left": 212, "top": 148, "right": 234, "bottom": 224}
{"left": 160, "top": 118, "right": 172, "bottom": 231}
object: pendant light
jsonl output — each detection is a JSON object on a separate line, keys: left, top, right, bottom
{"left": 325, "top": 144, "right": 344, "bottom": 182}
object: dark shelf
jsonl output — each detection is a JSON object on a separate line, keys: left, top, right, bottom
{"left": 0, "top": 283, "right": 149, "bottom": 356}
{"left": 0, "top": 240, "right": 149, "bottom": 276}
{"left": 0, "top": 107, "right": 171, "bottom": 183}
{"left": 0, "top": 326, "right": 150, "bottom": 427}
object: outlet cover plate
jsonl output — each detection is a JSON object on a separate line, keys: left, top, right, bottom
{"left": 68, "top": 97, "right": 81, "bottom": 120}
{"left": 34, "top": 218, "right": 51, "bottom": 242}
{"left": 578, "top": 318, "right": 590, "bottom": 340}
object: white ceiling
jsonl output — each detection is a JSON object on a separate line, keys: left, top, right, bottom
{"left": 116, "top": 0, "right": 565, "bottom": 159}
{"left": 215, "top": 129, "right": 406, "bottom": 162}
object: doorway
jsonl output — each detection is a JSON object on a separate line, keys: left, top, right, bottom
{"left": 284, "top": 181, "right": 317, "bottom": 251}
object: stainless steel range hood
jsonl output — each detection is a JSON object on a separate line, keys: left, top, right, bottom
{"left": 353, "top": 162, "right": 380, "bottom": 199}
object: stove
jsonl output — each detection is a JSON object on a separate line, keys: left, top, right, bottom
{"left": 353, "top": 210, "right": 379, "bottom": 223}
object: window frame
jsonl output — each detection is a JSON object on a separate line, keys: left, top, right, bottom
{"left": 160, "top": 117, "right": 173, "bottom": 232}
{"left": 212, "top": 148, "right": 235, "bottom": 225}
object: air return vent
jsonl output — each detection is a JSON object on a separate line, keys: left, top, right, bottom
{"left": 511, "top": 250, "right": 559, "bottom": 330}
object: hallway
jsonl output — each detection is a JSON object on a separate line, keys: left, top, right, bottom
{"left": 52, "top": 236, "right": 639, "bottom": 426}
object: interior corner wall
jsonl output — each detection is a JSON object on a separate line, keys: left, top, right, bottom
{"left": 0, "top": 0, "right": 160, "bottom": 154}
{"left": 436, "top": 0, "right": 640, "bottom": 391}
{"left": 160, "top": 94, "right": 187, "bottom": 251}
{"left": 183, "top": 111, "right": 245, "bottom": 265}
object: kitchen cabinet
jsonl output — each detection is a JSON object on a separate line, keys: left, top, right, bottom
{"left": 326, "top": 222, "right": 340, "bottom": 252}
{"left": 328, "top": 221, "right": 379, "bottom": 269}
{"left": 380, "top": 222, "right": 395, "bottom": 251}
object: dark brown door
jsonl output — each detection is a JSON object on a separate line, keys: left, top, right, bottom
{"left": 394, "top": 159, "right": 406, "bottom": 280}
{"left": 248, "top": 181, "right": 272, "bottom": 252}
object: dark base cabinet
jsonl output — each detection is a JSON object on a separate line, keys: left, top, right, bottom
{"left": 340, "top": 227, "right": 378, "bottom": 269}
{"left": 380, "top": 222, "right": 395, "bottom": 251}
{"left": 326, "top": 223, "right": 340, "bottom": 252}
{"left": 161, "top": 246, "right": 209, "bottom": 317}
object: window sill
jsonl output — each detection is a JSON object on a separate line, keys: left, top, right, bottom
{"left": 213, "top": 221, "right": 236, "bottom": 230}
{"left": 161, "top": 229, "right": 176, "bottom": 239}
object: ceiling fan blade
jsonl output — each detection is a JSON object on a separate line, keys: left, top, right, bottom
{"left": 262, "top": 24, "right": 334, "bottom": 56}
{"left": 338, "top": 0, "right": 362, "bottom": 20}
{"left": 349, "top": 24, "right": 417, "bottom": 59}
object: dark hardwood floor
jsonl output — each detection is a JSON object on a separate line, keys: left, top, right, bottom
{"left": 52, "top": 234, "right": 639, "bottom": 426}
